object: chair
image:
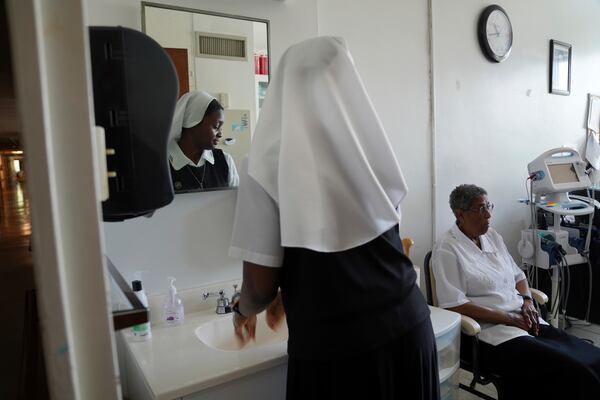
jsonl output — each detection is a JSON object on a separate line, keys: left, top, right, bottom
{"left": 423, "top": 251, "right": 548, "bottom": 400}
{"left": 402, "top": 237, "right": 414, "bottom": 258}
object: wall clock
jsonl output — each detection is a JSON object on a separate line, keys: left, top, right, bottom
{"left": 477, "top": 5, "right": 513, "bottom": 63}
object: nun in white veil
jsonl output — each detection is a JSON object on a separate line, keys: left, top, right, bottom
{"left": 168, "top": 90, "right": 239, "bottom": 191}
{"left": 229, "top": 37, "right": 439, "bottom": 400}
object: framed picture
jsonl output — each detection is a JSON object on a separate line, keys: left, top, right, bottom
{"left": 587, "top": 94, "right": 600, "bottom": 133}
{"left": 549, "top": 40, "right": 572, "bottom": 95}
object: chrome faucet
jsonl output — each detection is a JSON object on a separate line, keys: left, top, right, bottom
{"left": 231, "top": 284, "right": 241, "bottom": 305}
{"left": 203, "top": 285, "right": 240, "bottom": 314}
{"left": 202, "top": 290, "right": 230, "bottom": 314}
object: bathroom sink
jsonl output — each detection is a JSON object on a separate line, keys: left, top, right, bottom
{"left": 194, "top": 312, "right": 288, "bottom": 351}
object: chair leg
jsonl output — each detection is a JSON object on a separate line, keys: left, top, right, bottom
{"left": 470, "top": 336, "right": 480, "bottom": 388}
{"left": 459, "top": 383, "right": 497, "bottom": 400}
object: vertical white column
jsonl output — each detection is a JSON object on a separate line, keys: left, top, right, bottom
{"left": 6, "top": 0, "right": 119, "bottom": 398}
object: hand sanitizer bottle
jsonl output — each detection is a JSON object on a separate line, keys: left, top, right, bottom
{"left": 131, "top": 280, "right": 151, "bottom": 340}
{"left": 163, "top": 277, "right": 184, "bottom": 325}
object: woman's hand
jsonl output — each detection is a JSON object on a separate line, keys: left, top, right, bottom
{"left": 506, "top": 311, "right": 532, "bottom": 332}
{"left": 521, "top": 299, "right": 540, "bottom": 336}
{"left": 233, "top": 301, "right": 257, "bottom": 345}
{"left": 266, "top": 291, "right": 285, "bottom": 331}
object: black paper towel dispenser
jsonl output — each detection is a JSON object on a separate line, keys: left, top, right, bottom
{"left": 89, "top": 26, "right": 178, "bottom": 221}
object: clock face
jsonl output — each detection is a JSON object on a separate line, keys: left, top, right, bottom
{"left": 478, "top": 5, "right": 513, "bottom": 63}
{"left": 486, "top": 10, "right": 512, "bottom": 57}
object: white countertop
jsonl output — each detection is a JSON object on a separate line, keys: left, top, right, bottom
{"left": 121, "top": 310, "right": 287, "bottom": 400}
{"left": 122, "top": 302, "right": 460, "bottom": 399}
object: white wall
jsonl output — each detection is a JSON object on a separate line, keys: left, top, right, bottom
{"left": 193, "top": 13, "right": 256, "bottom": 123}
{"left": 90, "top": 0, "right": 600, "bottom": 295}
{"left": 87, "top": 0, "right": 319, "bottom": 294}
{"left": 253, "top": 21, "right": 268, "bottom": 54}
{"left": 144, "top": 6, "right": 196, "bottom": 92}
{"left": 103, "top": 191, "right": 237, "bottom": 294}
{"left": 86, "top": 0, "right": 317, "bottom": 69}
{"left": 433, "top": 0, "right": 600, "bottom": 258}
{"left": 317, "top": 0, "right": 432, "bottom": 265}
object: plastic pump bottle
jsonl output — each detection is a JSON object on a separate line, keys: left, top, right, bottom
{"left": 163, "top": 277, "right": 184, "bottom": 325}
{"left": 131, "top": 280, "right": 152, "bottom": 340}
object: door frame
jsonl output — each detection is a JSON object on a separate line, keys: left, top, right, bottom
{"left": 7, "top": 0, "right": 119, "bottom": 398}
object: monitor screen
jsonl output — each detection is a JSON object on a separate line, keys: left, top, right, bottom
{"left": 548, "top": 163, "right": 580, "bottom": 184}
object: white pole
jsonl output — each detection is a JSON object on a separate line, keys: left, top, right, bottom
{"left": 7, "top": 0, "right": 120, "bottom": 398}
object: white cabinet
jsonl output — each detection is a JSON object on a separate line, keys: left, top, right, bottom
{"left": 430, "top": 307, "right": 461, "bottom": 400}
{"left": 182, "top": 364, "right": 286, "bottom": 400}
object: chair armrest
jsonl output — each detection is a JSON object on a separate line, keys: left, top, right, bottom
{"left": 402, "top": 238, "right": 414, "bottom": 258}
{"left": 460, "top": 315, "right": 481, "bottom": 336}
{"left": 531, "top": 288, "right": 548, "bottom": 305}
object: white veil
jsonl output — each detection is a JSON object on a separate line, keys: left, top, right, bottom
{"left": 247, "top": 36, "right": 408, "bottom": 252}
{"left": 168, "top": 90, "right": 215, "bottom": 141}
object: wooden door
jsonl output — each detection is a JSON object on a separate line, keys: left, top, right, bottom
{"left": 164, "top": 48, "right": 189, "bottom": 98}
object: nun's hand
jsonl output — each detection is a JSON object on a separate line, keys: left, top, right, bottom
{"left": 266, "top": 291, "right": 285, "bottom": 331}
{"left": 233, "top": 301, "right": 256, "bottom": 345}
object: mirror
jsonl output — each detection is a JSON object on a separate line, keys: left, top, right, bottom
{"left": 142, "top": 2, "right": 270, "bottom": 193}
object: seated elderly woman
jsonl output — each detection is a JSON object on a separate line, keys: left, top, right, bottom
{"left": 432, "top": 184, "right": 600, "bottom": 400}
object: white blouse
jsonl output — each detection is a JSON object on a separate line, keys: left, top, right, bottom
{"left": 168, "top": 140, "right": 240, "bottom": 187}
{"left": 229, "top": 160, "right": 284, "bottom": 268}
{"left": 432, "top": 224, "right": 546, "bottom": 346}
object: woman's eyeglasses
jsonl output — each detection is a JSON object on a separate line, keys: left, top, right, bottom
{"left": 466, "top": 202, "right": 494, "bottom": 215}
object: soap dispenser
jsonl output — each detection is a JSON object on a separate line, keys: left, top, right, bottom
{"left": 163, "top": 277, "right": 184, "bottom": 325}
{"left": 131, "top": 280, "right": 151, "bottom": 340}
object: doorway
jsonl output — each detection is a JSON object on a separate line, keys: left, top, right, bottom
{"left": 0, "top": 0, "right": 49, "bottom": 398}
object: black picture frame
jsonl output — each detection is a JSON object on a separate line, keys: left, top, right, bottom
{"left": 549, "top": 40, "right": 572, "bottom": 96}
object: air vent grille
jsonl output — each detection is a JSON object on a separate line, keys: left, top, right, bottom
{"left": 196, "top": 33, "right": 246, "bottom": 60}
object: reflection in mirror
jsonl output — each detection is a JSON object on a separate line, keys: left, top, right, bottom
{"left": 142, "top": 2, "right": 270, "bottom": 193}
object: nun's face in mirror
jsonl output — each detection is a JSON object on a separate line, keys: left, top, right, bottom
{"left": 183, "top": 110, "right": 224, "bottom": 152}
{"left": 170, "top": 95, "right": 237, "bottom": 192}
{"left": 143, "top": 4, "right": 270, "bottom": 194}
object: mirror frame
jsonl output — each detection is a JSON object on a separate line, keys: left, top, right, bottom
{"left": 141, "top": 1, "right": 271, "bottom": 194}
{"left": 141, "top": 1, "right": 271, "bottom": 82}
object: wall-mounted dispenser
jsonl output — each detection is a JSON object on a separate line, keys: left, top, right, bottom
{"left": 89, "top": 27, "right": 178, "bottom": 221}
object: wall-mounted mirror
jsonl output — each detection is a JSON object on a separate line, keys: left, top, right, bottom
{"left": 142, "top": 2, "right": 270, "bottom": 193}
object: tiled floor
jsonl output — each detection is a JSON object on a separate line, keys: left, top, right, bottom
{"left": 456, "top": 321, "right": 600, "bottom": 400}
{"left": 565, "top": 319, "right": 600, "bottom": 345}
{"left": 458, "top": 369, "right": 497, "bottom": 400}
{"left": 0, "top": 177, "right": 34, "bottom": 399}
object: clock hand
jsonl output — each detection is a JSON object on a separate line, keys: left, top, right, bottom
{"left": 493, "top": 22, "right": 500, "bottom": 34}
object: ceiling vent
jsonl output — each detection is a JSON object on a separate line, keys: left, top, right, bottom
{"left": 195, "top": 32, "right": 247, "bottom": 61}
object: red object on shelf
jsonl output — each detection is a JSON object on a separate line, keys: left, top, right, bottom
{"left": 263, "top": 55, "right": 269, "bottom": 75}
{"left": 259, "top": 54, "right": 268, "bottom": 75}
{"left": 254, "top": 53, "right": 260, "bottom": 75}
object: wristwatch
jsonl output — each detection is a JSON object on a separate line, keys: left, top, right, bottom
{"left": 518, "top": 293, "right": 533, "bottom": 302}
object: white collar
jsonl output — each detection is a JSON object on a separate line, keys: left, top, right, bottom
{"left": 168, "top": 140, "right": 214, "bottom": 170}
{"left": 451, "top": 223, "right": 495, "bottom": 254}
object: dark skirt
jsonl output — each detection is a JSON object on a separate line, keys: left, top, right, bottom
{"left": 470, "top": 324, "right": 600, "bottom": 400}
{"left": 285, "top": 318, "right": 440, "bottom": 400}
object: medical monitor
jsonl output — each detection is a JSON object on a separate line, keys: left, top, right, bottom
{"left": 528, "top": 147, "right": 590, "bottom": 197}
{"left": 547, "top": 163, "right": 580, "bottom": 185}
